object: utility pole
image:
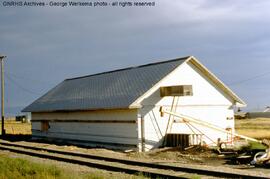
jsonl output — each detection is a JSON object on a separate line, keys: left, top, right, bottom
{"left": 0, "top": 54, "right": 6, "bottom": 136}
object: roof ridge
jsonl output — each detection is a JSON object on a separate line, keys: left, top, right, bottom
{"left": 65, "top": 56, "right": 190, "bottom": 81}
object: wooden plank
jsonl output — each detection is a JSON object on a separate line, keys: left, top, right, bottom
{"left": 141, "top": 117, "right": 145, "bottom": 152}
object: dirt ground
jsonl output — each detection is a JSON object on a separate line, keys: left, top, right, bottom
{"left": 0, "top": 139, "right": 269, "bottom": 177}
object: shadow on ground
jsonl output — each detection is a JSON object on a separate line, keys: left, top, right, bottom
{"left": 0, "top": 134, "right": 32, "bottom": 142}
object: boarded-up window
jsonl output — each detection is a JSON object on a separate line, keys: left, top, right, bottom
{"left": 160, "top": 85, "right": 193, "bottom": 97}
{"left": 41, "top": 121, "right": 49, "bottom": 132}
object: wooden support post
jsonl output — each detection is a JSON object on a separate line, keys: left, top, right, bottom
{"left": 141, "top": 117, "right": 145, "bottom": 152}
{"left": 0, "top": 55, "right": 6, "bottom": 136}
{"left": 137, "top": 114, "right": 145, "bottom": 152}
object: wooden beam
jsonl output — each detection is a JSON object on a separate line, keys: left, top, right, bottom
{"left": 160, "top": 107, "right": 260, "bottom": 143}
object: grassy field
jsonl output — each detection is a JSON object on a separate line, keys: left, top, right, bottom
{"left": 0, "top": 153, "right": 64, "bottom": 179}
{"left": 235, "top": 118, "right": 270, "bottom": 140}
{"left": 0, "top": 120, "right": 31, "bottom": 135}
{"left": 0, "top": 153, "right": 148, "bottom": 179}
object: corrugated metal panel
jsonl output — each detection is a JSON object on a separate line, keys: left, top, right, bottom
{"left": 23, "top": 57, "right": 188, "bottom": 112}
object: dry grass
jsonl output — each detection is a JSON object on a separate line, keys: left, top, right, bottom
{"left": 235, "top": 118, "right": 270, "bottom": 140}
{"left": 0, "top": 120, "right": 31, "bottom": 135}
{"left": 236, "top": 129, "right": 270, "bottom": 140}
{"left": 0, "top": 152, "right": 149, "bottom": 179}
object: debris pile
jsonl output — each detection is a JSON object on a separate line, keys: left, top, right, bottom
{"left": 250, "top": 139, "right": 270, "bottom": 166}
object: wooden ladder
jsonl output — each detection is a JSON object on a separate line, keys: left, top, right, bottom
{"left": 162, "top": 96, "right": 179, "bottom": 146}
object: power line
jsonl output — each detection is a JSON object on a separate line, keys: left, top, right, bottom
{"left": 5, "top": 71, "right": 55, "bottom": 85}
{"left": 5, "top": 74, "right": 42, "bottom": 96}
{"left": 228, "top": 71, "right": 270, "bottom": 86}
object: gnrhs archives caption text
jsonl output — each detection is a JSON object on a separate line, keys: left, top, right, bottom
{"left": 2, "top": 1, "right": 156, "bottom": 7}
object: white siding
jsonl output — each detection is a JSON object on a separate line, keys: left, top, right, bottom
{"left": 32, "top": 121, "right": 41, "bottom": 130}
{"left": 140, "top": 62, "right": 234, "bottom": 106}
{"left": 32, "top": 122, "right": 137, "bottom": 144}
{"left": 139, "top": 62, "right": 235, "bottom": 150}
{"left": 32, "top": 109, "right": 138, "bottom": 148}
{"left": 140, "top": 106, "right": 167, "bottom": 150}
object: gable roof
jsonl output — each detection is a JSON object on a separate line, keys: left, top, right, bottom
{"left": 23, "top": 56, "right": 246, "bottom": 112}
{"left": 22, "top": 56, "right": 189, "bottom": 112}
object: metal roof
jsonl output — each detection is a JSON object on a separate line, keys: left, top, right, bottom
{"left": 23, "top": 56, "right": 189, "bottom": 112}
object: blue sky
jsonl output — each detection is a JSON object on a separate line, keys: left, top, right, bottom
{"left": 1, "top": 0, "right": 270, "bottom": 115}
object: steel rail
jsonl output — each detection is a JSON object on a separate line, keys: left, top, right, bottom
{"left": 0, "top": 141, "right": 268, "bottom": 179}
{"left": 0, "top": 144, "right": 184, "bottom": 179}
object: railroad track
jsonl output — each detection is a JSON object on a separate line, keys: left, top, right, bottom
{"left": 0, "top": 141, "right": 267, "bottom": 179}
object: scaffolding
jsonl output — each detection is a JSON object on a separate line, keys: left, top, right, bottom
{"left": 160, "top": 107, "right": 261, "bottom": 147}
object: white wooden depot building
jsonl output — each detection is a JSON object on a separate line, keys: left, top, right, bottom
{"left": 23, "top": 56, "right": 246, "bottom": 151}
